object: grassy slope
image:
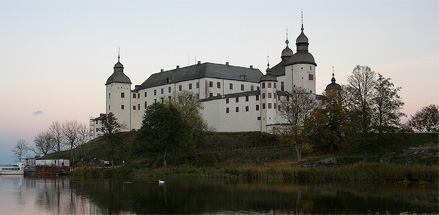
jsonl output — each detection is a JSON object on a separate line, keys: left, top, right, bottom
{"left": 44, "top": 131, "right": 438, "bottom": 168}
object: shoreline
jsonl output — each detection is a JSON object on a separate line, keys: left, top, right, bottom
{"left": 69, "top": 163, "right": 438, "bottom": 185}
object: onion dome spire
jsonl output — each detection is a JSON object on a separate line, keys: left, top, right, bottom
{"left": 296, "top": 10, "right": 309, "bottom": 52}
{"left": 281, "top": 27, "right": 293, "bottom": 60}
{"left": 325, "top": 66, "right": 342, "bottom": 92}
{"left": 114, "top": 48, "right": 124, "bottom": 71}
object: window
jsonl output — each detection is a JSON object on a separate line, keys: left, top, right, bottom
{"left": 229, "top": 83, "right": 233, "bottom": 90}
{"left": 256, "top": 95, "right": 259, "bottom": 101}
{"left": 168, "top": 87, "right": 171, "bottom": 93}
{"left": 256, "top": 105, "right": 259, "bottom": 111}
{"left": 274, "top": 93, "right": 277, "bottom": 99}
{"left": 217, "top": 82, "right": 221, "bottom": 88}
{"left": 268, "top": 93, "right": 272, "bottom": 98}
{"left": 287, "top": 96, "right": 290, "bottom": 102}
{"left": 145, "top": 101, "right": 147, "bottom": 109}
{"left": 168, "top": 96, "right": 172, "bottom": 101}
{"left": 217, "top": 93, "right": 221, "bottom": 96}
{"left": 262, "top": 93, "right": 265, "bottom": 99}
{"left": 262, "top": 103, "right": 266, "bottom": 109}
{"left": 268, "top": 103, "right": 272, "bottom": 109}
{"left": 309, "top": 74, "right": 313, "bottom": 80}
{"left": 196, "top": 82, "right": 199, "bottom": 88}
{"left": 154, "top": 90, "right": 157, "bottom": 95}
{"left": 121, "top": 92, "right": 125, "bottom": 98}
{"left": 226, "top": 98, "right": 229, "bottom": 104}
{"left": 226, "top": 108, "right": 229, "bottom": 113}
{"left": 209, "top": 81, "right": 213, "bottom": 87}
{"left": 268, "top": 82, "right": 271, "bottom": 88}
{"left": 133, "top": 94, "right": 136, "bottom": 99}
{"left": 245, "top": 106, "right": 249, "bottom": 112}
{"left": 179, "top": 85, "right": 182, "bottom": 91}
{"left": 109, "top": 105, "right": 110, "bottom": 110}
{"left": 145, "top": 92, "right": 147, "bottom": 97}
{"left": 251, "top": 85, "right": 254, "bottom": 91}
{"left": 121, "top": 105, "right": 124, "bottom": 109}
{"left": 161, "top": 88, "right": 164, "bottom": 94}
{"left": 236, "top": 97, "right": 239, "bottom": 103}
{"left": 133, "top": 105, "right": 136, "bottom": 110}
{"left": 241, "top": 84, "right": 244, "bottom": 91}
{"left": 161, "top": 98, "right": 164, "bottom": 103}
{"left": 189, "top": 83, "right": 192, "bottom": 90}
{"left": 245, "top": 96, "right": 249, "bottom": 102}
{"left": 274, "top": 83, "right": 277, "bottom": 88}
{"left": 274, "top": 103, "right": 277, "bottom": 109}
{"left": 154, "top": 99, "right": 157, "bottom": 103}
{"left": 236, "top": 107, "right": 239, "bottom": 112}
{"left": 109, "top": 93, "right": 111, "bottom": 98}
{"left": 209, "top": 93, "right": 213, "bottom": 97}
{"left": 262, "top": 83, "right": 265, "bottom": 88}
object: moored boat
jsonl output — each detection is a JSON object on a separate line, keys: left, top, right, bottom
{"left": 0, "top": 163, "right": 24, "bottom": 175}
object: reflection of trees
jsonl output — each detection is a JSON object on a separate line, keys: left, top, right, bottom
{"left": 34, "top": 177, "right": 91, "bottom": 214}
{"left": 73, "top": 178, "right": 438, "bottom": 214}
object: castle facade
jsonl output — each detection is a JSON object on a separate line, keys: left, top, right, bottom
{"left": 90, "top": 23, "right": 340, "bottom": 139}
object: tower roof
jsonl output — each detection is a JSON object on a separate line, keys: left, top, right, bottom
{"left": 106, "top": 52, "right": 131, "bottom": 85}
{"left": 325, "top": 69, "right": 342, "bottom": 91}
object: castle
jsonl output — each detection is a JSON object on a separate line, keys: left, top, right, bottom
{"left": 89, "top": 21, "right": 341, "bottom": 139}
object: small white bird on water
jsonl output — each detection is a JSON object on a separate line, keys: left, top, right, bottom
{"left": 158, "top": 180, "right": 165, "bottom": 184}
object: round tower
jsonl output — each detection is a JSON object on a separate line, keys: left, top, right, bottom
{"left": 105, "top": 53, "right": 132, "bottom": 131}
{"left": 260, "top": 63, "right": 278, "bottom": 133}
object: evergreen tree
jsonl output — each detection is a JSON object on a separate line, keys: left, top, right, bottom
{"left": 136, "top": 103, "right": 191, "bottom": 167}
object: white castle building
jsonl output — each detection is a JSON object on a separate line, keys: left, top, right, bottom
{"left": 90, "top": 22, "right": 341, "bottom": 139}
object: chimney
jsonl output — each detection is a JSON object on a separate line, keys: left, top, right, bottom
{"left": 197, "top": 61, "right": 201, "bottom": 65}
{"left": 176, "top": 65, "right": 180, "bottom": 69}
{"left": 226, "top": 62, "right": 229, "bottom": 66}
{"left": 250, "top": 65, "right": 253, "bottom": 69}
{"left": 160, "top": 69, "right": 164, "bottom": 72}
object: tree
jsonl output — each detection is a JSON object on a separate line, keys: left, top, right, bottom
{"left": 11, "top": 139, "right": 29, "bottom": 162}
{"left": 49, "top": 121, "right": 65, "bottom": 158}
{"left": 99, "top": 113, "right": 121, "bottom": 167}
{"left": 278, "top": 88, "right": 316, "bottom": 161}
{"left": 33, "top": 131, "right": 55, "bottom": 156}
{"left": 75, "top": 123, "right": 90, "bottom": 160}
{"left": 409, "top": 104, "right": 439, "bottom": 132}
{"left": 169, "top": 91, "right": 207, "bottom": 133}
{"left": 311, "top": 91, "right": 351, "bottom": 151}
{"left": 136, "top": 103, "right": 190, "bottom": 167}
{"left": 345, "top": 66, "right": 377, "bottom": 162}
{"left": 371, "top": 73, "right": 405, "bottom": 134}
{"left": 346, "top": 65, "right": 377, "bottom": 136}
{"left": 100, "top": 112, "right": 121, "bottom": 135}
{"left": 62, "top": 120, "right": 80, "bottom": 163}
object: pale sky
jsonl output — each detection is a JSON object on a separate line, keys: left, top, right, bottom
{"left": 0, "top": 0, "right": 437, "bottom": 164}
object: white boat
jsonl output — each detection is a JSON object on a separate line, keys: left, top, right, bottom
{"left": 0, "top": 163, "right": 24, "bottom": 175}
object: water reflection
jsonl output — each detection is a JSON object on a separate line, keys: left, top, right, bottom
{"left": 0, "top": 176, "right": 437, "bottom": 214}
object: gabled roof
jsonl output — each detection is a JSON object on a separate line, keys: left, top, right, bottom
{"left": 139, "top": 62, "right": 263, "bottom": 89}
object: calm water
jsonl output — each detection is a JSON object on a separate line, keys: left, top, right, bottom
{"left": 0, "top": 175, "right": 437, "bottom": 214}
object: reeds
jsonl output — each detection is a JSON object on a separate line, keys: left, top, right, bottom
{"left": 132, "top": 163, "right": 438, "bottom": 184}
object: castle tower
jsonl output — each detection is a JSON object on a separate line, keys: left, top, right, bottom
{"left": 105, "top": 52, "right": 132, "bottom": 131}
{"left": 325, "top": 67, "right": 342, "bottom": 96}
{"left": 260, "top": 63, "right": 278, "bottom": 133}
{"left": 284, "top": 12, "right": 317, "bottom": 94}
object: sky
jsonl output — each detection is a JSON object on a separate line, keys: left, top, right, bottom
{"left": 0, "top": 0, "right": 437, "bottom": 164}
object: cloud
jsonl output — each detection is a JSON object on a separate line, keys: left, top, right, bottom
{"left": 32, "top": 110, "right": 43, "bottom": 116}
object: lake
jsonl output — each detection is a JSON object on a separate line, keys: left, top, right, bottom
{"left": 0, "top": 175, "right": 437, "bottom": 214}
